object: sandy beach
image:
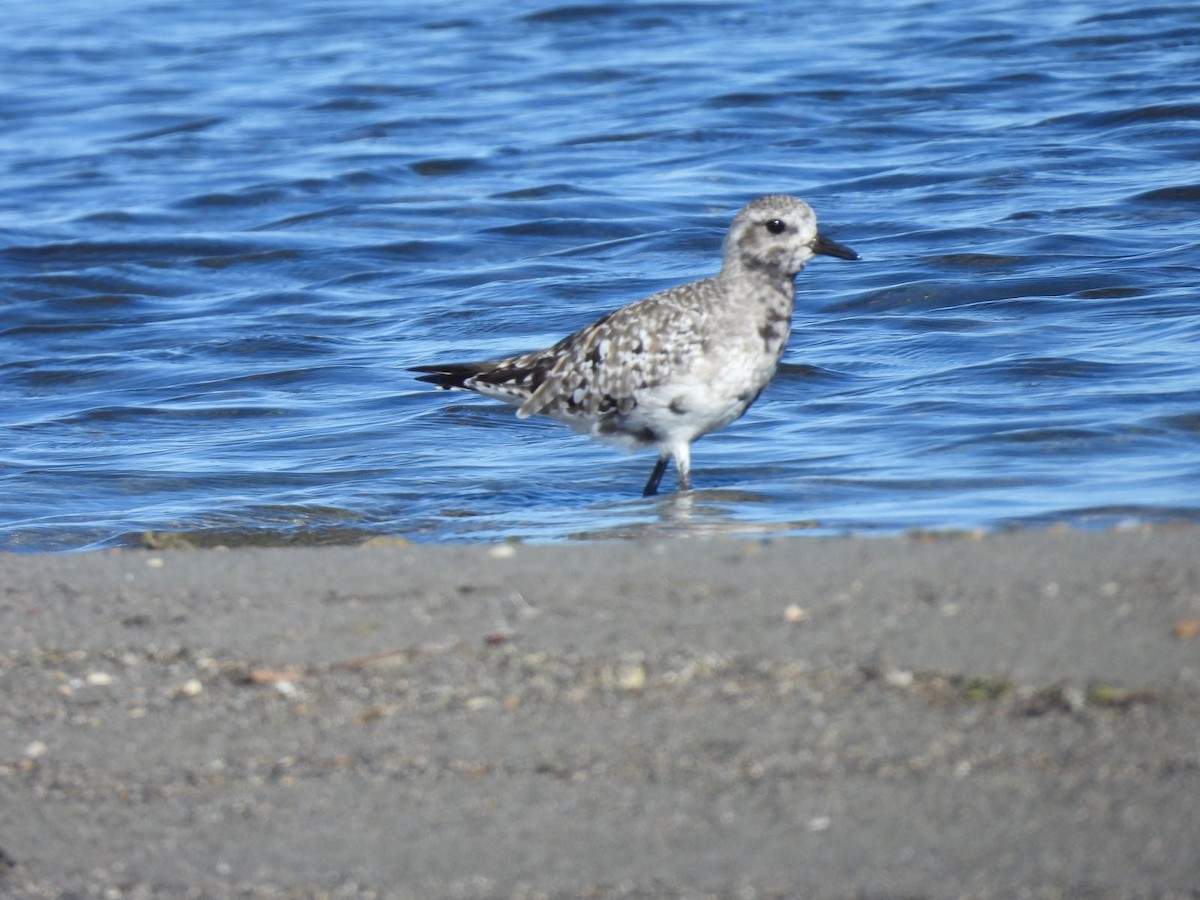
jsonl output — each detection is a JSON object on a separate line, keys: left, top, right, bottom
{"left": 2, "top": 526, "right": 1199, "bottom": 898}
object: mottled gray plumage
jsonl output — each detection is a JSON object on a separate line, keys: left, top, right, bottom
{"left": 413, "top": 194, "right": 858, "bottom": 495}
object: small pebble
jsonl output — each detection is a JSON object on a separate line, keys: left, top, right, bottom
{"left": 1172, "top": 617, "right": 1200, "bottom": 640}
{"left": 618, "top": 662, "right": 646, "bottom": 691}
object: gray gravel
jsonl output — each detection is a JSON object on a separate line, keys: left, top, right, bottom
{"left": 2, "top": 527, "right": 1199, "bottom": 898}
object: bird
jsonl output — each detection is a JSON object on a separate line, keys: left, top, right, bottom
{"left": 411, "top": 194, "right": 858, "bottom": 496}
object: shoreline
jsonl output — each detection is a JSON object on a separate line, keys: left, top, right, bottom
{"left": 3, "top": 526, "right": 1199, "bottom": 897}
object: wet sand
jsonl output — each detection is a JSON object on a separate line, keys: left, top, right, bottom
{"left": 2, "top": 526, "right": 1199, "bottom": 898}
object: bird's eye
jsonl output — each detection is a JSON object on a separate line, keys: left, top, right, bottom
{"left": 765, "top": 219, "right": 787, "bottom": 235}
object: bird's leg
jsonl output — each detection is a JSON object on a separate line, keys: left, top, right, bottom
{"left": 642, "top": 456, "right": 670, "bottom": 496}
{"left": 673, "top": 443, "right": 692, "bottom": 492}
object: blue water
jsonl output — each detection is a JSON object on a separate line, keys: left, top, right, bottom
{"left": 3, "top": 0, "right": 1200, "bottom": 550}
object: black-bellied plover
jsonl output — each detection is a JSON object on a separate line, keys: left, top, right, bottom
{"left": 412, "top": 194, "right": 858, "bottom": 495}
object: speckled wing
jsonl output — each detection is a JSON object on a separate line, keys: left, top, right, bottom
{"left": 516, "top": 283, "right": 714, "bottom": 421}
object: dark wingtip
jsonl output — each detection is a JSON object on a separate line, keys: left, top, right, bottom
{"left": 410, "top": 363, "right": 481, "bottom": 390}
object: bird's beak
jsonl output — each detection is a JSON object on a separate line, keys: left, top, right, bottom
{"left": 812, "top": 233, "right": 859, "bottom": 261}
